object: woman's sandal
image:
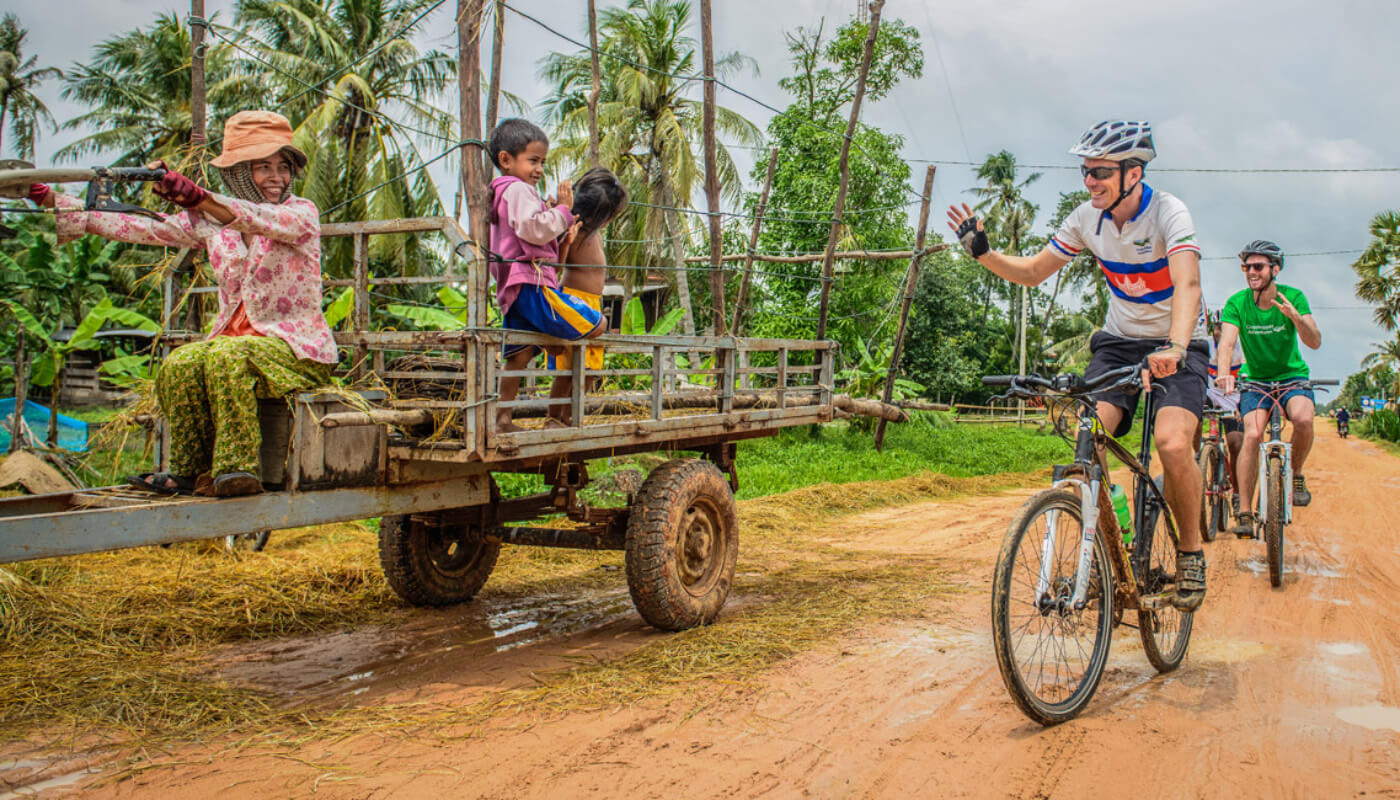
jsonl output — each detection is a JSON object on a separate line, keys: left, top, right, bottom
{"left": 127, "top": 472, "right": 196, "bottom": 496}
{"left": 211, "top": 471, "right": 263, "bottom": 498}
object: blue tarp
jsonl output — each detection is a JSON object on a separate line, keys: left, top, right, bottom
{"left": 0, "top": 398, "right": 89, "bottom": 452}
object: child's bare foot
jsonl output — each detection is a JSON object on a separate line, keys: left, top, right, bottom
{"left": 496, "top": 418, "right": 524, "bottom": 433}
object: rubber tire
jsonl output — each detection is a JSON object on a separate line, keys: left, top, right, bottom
{"left": 1196, "top": 447, "right": 1216, "bottom": 543}
{"left": 378, "top": 513, "right": 500, "bottom": 606}
{"left": 991, "top": 488, "right": 1115, "bottom": 726}
{"left": 1137, "top": 475, "right": 1194, "bottom": 673}
{"left": 1265, "top": 456, "right": 1286, "bottom": 588}
{"left": 224, "top": 531, "right": 270, "bottom": 552}
{"left": 624, "top": 458, "right": 739, "bottom": 632}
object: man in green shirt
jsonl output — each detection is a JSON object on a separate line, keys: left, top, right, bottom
{"left": 1215, "top": 240, "right": 1323, "bottom": 535}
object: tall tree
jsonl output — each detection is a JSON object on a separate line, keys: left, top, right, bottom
{"left": 1353, "top": 210, "right": 1400, "bottom": 331}
{"left": 56, "top": 13, "right": 257, "bottom": 167}
{"left": 0, "top": 14, "right": 60, "bottom": 160}
{"left": 236, "top": 0, "right": 457, "bottom": 276}
{"left": 1361, "top": 337, "right": 1400, "bottom": 399}
{"left": 741, "top": 16, "right": 922, "bottom": 362}
{"left": 969, "top": 149, "right": 1040, "bottom": 336}
{"left": 540, "top": 0, "right": 762, "bottom": 336}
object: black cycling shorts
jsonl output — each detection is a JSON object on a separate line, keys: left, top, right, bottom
{"left": 1221, "top": 415, "right": 1243, "bottom": 435}
{"left": 1083, "top": 331, "right": 1210, "bottom": 438}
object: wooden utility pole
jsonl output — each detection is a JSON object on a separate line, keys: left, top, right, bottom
{"left": 485, "top": 0, "right": 505, "bottom": 177}
{"left": 189, "top": 0, "right": 207, "bottom": 153}
{"left": 731, "top": 149, "right": 777, "bottom": 336}
{"left": 815, "top": 0, "right": 884, "bottom": 340}
{"left": 874, "top": 165, "right": 936, "bottom": 451}
{"left": 699, "top": 0, "right": 726, "bottom": 335}
{"left": 587, "top": 0, "right": 602, "bottom": 168}
{"left": 458, "top": 0, "right": 488, "bottom": 247}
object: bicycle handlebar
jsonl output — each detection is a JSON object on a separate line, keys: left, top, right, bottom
{"left": 982, "top": 361, "right": 1145, "bottom": 398}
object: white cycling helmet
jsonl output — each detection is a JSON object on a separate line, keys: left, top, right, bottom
{"left": 1069, "top": 120, "right": 1156, "bottom": 165}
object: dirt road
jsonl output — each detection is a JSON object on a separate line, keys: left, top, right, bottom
{"left": 13, "top": 426, "right": 1400, "bottom": 798}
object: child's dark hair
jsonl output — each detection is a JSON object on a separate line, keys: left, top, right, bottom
{"left": 571, "top": 167, "right": 629, "bottom": 239}
{"left": 487, "top": 118, "right": 548, "bottom": 171}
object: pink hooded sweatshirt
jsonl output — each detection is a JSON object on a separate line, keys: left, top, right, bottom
{"left": 487, "top": 175, "right": 575, "bottom": 314}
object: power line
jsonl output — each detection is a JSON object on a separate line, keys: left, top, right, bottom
{"left": 908, "top": 158, "right": 1400, "bottom": 175}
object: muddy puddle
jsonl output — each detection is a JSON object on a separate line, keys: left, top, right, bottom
{"left": 213, "top": 587, "right": 656, "bottom": 705}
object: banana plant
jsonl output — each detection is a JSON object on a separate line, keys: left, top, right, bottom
{"left": 384, "top": 286, "right": 501, "bottom": 331}
{"left": 1, "top": 295, "right": 159, "bottom": 445}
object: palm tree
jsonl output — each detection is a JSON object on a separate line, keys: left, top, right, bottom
{"left": 970, "top": 149, "right": 1040, "bottom": 370}
{"left": 235, "top": 0, "right": 456, "bottom": 277}
{"left": 540, "top": 0, "right": 762, "bottom": 335}
{"left": 1353, "top": 210, "right": 1400, "bottom": 331}
{"left": 1362, "top": 337, "right": 1400, "bottom": 399}
{"left": 0, "top": 14, "right": 60, "bottom": 161}
{"left": 56, "top": 13, "right": 259, "bottom": 168}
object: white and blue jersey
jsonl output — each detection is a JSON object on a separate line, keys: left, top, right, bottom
{"left": 1048, "top": 184, "right": 1206, "bottom": 340}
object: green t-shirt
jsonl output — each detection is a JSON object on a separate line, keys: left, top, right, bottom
{"left": 1221, "top": 283, "right": 1312, "bottom": 381}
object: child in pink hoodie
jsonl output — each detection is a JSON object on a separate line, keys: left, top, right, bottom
{"left": 484, "top": 118, "right": 606, "bottom": 432}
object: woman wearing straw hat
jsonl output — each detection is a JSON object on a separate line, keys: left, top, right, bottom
{"left": 26, "top": 110, "right": 337, "bottom": 497}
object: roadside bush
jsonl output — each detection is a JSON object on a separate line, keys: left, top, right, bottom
{"left": 1360, "top": 408, "right": 1400, "bottom": 443}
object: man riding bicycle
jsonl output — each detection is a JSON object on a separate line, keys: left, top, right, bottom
{"left": 1214, "top": 240, "right": 1323, "bottom": 536}
{"left": 947, "top": 120, "right": 1209, "bottom": 612}
{"left": 1206, "top": 310, "right": 1245, "bottom": 514}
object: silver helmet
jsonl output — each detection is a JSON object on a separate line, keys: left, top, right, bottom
{"left": 1069, "top": 120, "right": 1156, "bottom": 165}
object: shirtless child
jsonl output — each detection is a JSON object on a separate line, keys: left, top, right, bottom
{"left": 547, "top": 168, "right": 629, "bottom": 426}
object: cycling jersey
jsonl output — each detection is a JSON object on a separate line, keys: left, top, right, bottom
{"left": 1048, "top": 184, "right": 1205, "bottom": 340}
{"left": 1221, "top": 284, "right": 1312, "bottom": 380}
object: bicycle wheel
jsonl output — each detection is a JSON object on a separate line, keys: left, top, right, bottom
{"left": 1196, "top": 446, "right": 1216, "bottom": 543}
{"left": 1136, "top": 476, "right": 1194, "bottom": 673}
{"left": 992, "top": 488, "right": 1115, "bottom": 725}
{"left": 1265, "top": 456, "right": 1286, "bottom": 588}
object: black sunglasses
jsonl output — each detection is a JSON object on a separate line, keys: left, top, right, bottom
{"left": 1241, "top": 261, "right": 1274, "bottom": 272}
{"left": 1080, "top": 165, "right": 1122, "bottom": 180}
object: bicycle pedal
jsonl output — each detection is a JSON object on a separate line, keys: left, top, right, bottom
{"left": 1138, "top": 591, "right": 1175, "bottom": 610}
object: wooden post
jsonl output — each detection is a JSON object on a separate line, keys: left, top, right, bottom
{"left": 815, "top": 0, "right": 883, "bottom": 341}
{"left": 731, "top": 148, "right": 777, "bottom": 337}
{"left": 699, "top": 0, "right": 726, "bottom": 336}
{"left": 587, "top": 0, "right": 602, "bottom": 169}
{"left": 874, "top": 165, "right": 936, "bottom": 451}
{"left": 189, "top": 0, "right": 207, "bottom": 153}
{"left": 353, "top": 232, "right": 369, "bottom": 379}
{"left": 458, "top": 0, "right": 488, "bottom": 247}
{"left": 485, "top": 0, "right": 505, "bottom": 178}
{"left": 9, "top": 330, "right": 25, "bottom": 453}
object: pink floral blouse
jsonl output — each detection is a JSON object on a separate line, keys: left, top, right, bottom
{"left": 55, "top": 193, "right": 338, "bottom": 364}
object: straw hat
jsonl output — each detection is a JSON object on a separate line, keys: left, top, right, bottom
{"left": 210, "top": 110, "right": 308, "bottom": 169}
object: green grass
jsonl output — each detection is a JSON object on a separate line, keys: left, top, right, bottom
{"left": 732, "top": 419, "right": 1068, "bottom": 500}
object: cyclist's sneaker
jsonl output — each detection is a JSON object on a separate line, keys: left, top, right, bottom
{"left": 1232, "top": 511, "right": 1257, "bottom": 539}
{"left": 1171, "top": 551, "right": 1207, "bottom": 612}
{"left": 1292, "top": 474, "right": 1311, "bottom": 507}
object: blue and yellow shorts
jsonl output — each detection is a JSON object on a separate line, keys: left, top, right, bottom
{"left": 503, "top": 283, "right": 604, "bottom": 359}
{"left": 546, "top": 287, "right": 605, "bottom": 371}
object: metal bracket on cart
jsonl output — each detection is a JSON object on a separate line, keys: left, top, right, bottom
{"left": 703, "top": 442, "right": 739, "bottom": 492}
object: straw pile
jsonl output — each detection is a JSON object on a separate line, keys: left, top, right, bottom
{"left": 0, "top": 467, "right": 1047, "bottom": 752}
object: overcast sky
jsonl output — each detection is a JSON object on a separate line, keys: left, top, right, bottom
{"left": 14, "top": 0, "right": 1400, "bottom": 382}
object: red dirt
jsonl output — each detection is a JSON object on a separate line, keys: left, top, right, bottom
{"left": 9, "top": 426, "right": 1400, "bottom": 798}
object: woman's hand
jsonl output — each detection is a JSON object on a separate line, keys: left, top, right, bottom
{"left": 26, "top": 183, "right": 53, "bottom": 208}
{"left": 149, "top": 162, "right": 210, "bottom": 209}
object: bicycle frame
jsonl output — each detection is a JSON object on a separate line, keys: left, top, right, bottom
{"left": 1049, "top": 387, "right": 1172, "bottom": 613}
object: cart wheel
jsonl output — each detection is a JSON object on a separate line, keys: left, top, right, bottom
{"left": 224, "top": 531, "right": 271, "bottom": 552}
{"left": 378, "top": 512, "right": 499, "bottom": 606}
{"left": 624, "top": 458, "right": 739, "bottom": 631}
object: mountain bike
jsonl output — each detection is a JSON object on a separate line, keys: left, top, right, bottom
{"left": 1197, "top": 408, "right": 1236, "bottom": 542}
{"left": 985, "top": 362, "right": 1193, "bottom": 725}
{"left": 1236, "top": 379, "right": 1336, "bottom": 587}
